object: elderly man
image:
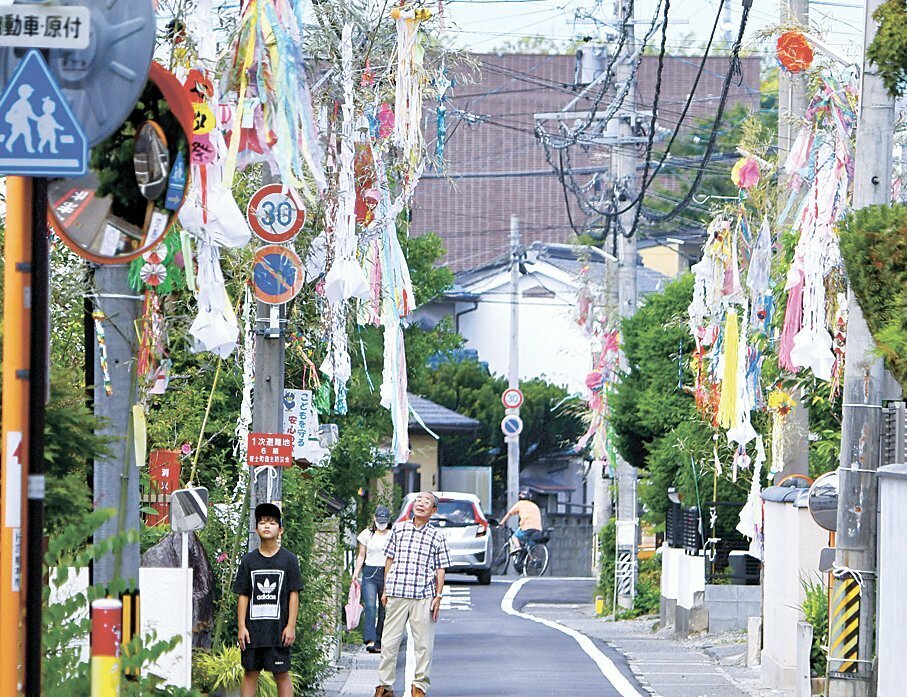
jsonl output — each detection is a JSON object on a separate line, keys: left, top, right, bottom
{"left": 374, "top": 492, "right": 451, "bottom": 697}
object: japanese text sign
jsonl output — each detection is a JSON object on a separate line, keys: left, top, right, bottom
{"left": 247, "top": 433, "right": 293, "bottom": 468}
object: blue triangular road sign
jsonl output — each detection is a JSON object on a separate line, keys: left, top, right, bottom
{"left": 0, "top": 49, "right": 87, "bottom": 177}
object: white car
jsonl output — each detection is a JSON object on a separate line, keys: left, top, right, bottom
{"left": 395, "top": 491, "right": 493, "bottom": 585}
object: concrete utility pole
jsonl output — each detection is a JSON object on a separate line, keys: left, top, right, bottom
{"left": 827, "top": 0, "right": 895, "bottom": 693}
{"left": 612, "top": 0, "right": 639, "bottom": 609}
{"left": 248, "top": 300, "right": 287, "bottom": 551}
{"left": 92, "top": 266, "right": 141, "bottom": 590}
{"left": 506, "top": 215, "right": 521, "bottom": 523}
{"left": 775, "top": 0, "right": 811, "bottom": 484}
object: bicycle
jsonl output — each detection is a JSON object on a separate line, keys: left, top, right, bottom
{"left": 490, "top": 524, "right": 552, "bottom": 577}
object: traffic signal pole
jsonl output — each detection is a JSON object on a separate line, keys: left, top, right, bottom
{"left": 1, "top": 175, "right": 33, "bottom": 694}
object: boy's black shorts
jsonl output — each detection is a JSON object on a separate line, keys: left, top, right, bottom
{"left": 241, "top": 645, "right": 292, "bottom": 674}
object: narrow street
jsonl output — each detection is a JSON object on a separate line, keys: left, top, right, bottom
{"left": 341, "top": 576, "right": 646, "bottom": 696}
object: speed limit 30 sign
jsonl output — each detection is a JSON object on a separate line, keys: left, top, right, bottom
{"left": 501, "top": 388, "right": 523, "bottom": 409}
{"left": 247, "top": 184, "right": 306, "bottom": 244}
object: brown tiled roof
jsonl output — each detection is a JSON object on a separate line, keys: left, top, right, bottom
{"left": 412, "top": 52, "right": 761, "bottom": 272}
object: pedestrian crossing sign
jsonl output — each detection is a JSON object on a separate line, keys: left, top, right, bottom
{"left": 0, "top": 49, "right": 87, "bottom": 177}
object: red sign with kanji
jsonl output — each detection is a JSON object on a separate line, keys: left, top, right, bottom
{"left": 247, "top": 433, "right": 294, "bottom": 467}
{"left": 146, "top": 449, "right": 181, "bottom": 526}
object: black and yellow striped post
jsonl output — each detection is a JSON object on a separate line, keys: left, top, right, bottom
{"left": 828, "top": 576, "right": 860, "bottom": 675}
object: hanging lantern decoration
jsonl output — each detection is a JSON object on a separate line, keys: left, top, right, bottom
{"left": 776, "top": 31, "right": 813, "bottom": 74}
{"left": 731, "top": 157, "right": 761, "bottom": 190}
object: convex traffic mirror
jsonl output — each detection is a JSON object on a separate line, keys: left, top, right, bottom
{"left": 170, "top": 487, "right": 209, "bottom": 533}
{"left": 808, "top": 471, "right": 838, "bottom": 532}
{"left": 48, "top": 62, "right": 193, "bottom": 263}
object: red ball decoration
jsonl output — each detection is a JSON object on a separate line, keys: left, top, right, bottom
{"left": 777, "top": 31, "right": 814, "bottom": 74}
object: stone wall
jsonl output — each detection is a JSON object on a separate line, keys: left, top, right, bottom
{"left": 543, "top": 512, "right": 594, "bottom": 577}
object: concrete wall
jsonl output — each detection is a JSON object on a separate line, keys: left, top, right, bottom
{"left": 878, "top": 465, "right": 907, "bottom": 697}
{"left": 705, "top": 584, "right": 761, "bottom": 634}
{"left": 760, "top": 498, "right": 828, "bottom": 692}
{"left": 660, "top": 546, "right": 707, "bottom": 636}
{"left": 544, "top": 513, "right": 593, "bottom": 577}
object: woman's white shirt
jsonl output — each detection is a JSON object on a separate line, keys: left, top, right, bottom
{"left": 357, "top": 528, "right": 390, "bottom": 567}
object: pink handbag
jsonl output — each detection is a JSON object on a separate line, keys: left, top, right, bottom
{"left": 345, "top": 580, "right": 363, "bottom": 631}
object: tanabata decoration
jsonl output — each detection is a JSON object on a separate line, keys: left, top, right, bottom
{"left": 779, "top": 75, "right": 855, "bottom": 384}
{"left": 323, "top": 25, "right": 370, "bottom": 305}
{"left": 188, "top": 241, "right": 239, "bottom": 358}
{"left": 221, "top": 0, "right": 326, "bottom": 196}
{"left": 391, "top": 5, "right": 430, "bottom": 199}
{"left": 93, "top": 311, "right": 113, "bottom": 396}
{"left": 776, "top": 31, "right": 814, "bottom": 74}
{"left": 731, "top": 157, "right": 760, "bottom": 189}
{"left": 128, "top": 232, "right": 186, "bottom": 294}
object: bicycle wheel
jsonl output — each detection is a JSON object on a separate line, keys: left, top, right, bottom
{"left": 491, "top": 534, "right": 510, "bottom": 575}
{"left": 523, "top": 543, "right": 549, "bottom": 577}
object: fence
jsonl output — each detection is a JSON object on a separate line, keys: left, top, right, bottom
{"left": 664, "top": 499, "right": 760, "bottom": 585}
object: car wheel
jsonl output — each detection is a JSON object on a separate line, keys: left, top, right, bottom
{"left": 476, "top": 569, "right": 492, "bottom": 585}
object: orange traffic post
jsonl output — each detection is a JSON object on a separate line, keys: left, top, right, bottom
{"left": 91, "top": 599, "right": 123, "bottom": 697}
{"left": 1, "top": 175, "right": 33, "bottom": 695}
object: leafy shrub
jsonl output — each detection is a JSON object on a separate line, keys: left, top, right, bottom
{"left": 799, "top": 576, "right": 829, "bottom": 677}
{"left": 44, "top": 509, "right": 197, "bottom": 696}
{"left": 838, "top": 204, "right": 907, "bottom": 389}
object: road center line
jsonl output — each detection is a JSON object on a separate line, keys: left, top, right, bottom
{"left": 501, "top": 578, "right": 645, "bottom": 697}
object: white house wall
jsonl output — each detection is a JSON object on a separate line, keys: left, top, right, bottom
{"left": 455, "top": 270, "right": 592, "bottom": 394}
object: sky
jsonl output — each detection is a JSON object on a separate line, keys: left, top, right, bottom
{"left": 440, "top": 0, "right": 866, "bottom": 59}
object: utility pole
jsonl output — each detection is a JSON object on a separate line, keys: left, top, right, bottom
{"left": 248, "top": 300, "right": 286, "bottom": 551}
{"left": 506, "top": 215, "right": 521, "bottom": 524}
{"left": 827, "top": 0, "right": 894, "bottom": 694}
{"left": 91, "top": 266, "right": 141, "bottom": 599}
{"left": 775, "top": 0, "right": 811, "bottom": 484}
{"left": 612, "top": 0, "right": 639, "bottom": 610}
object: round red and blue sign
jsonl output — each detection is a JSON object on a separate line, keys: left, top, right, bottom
{"left": 253, "top": 245, "right": 304, "bottom": 305}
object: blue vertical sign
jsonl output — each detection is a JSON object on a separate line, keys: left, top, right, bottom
{"left": 0, "top": 49, "right": 87, "bottom": 177}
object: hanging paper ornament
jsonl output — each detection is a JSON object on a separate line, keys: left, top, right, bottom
{"left": 377, "top": 104, "right": 395, "bottom": 139}
{"left": 140, "top": 263, "right": 168, "bottom": 287}
{"left": 93, "top": 311, "right": 113, "bottom": 396}
{"left": 731, "top": 157, "right": 760, "bottom": 189}
{"left": 129, "top": 232, "right": 186, "bottom": 294}
{"left": 221, "top": 0, "right": 327, "bottom": 196}
{"left": 324, "top": 24, "right": 370, "bottom": 305}
{"left": 716, "top": 310, "right": 740, "bottom": 430}
{"left": 776, "top": 31, "right": 813, "bottom": 74}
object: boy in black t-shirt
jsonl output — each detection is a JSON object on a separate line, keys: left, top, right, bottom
{"left": 233, "top": 502, "right": 302, "bottom": 697}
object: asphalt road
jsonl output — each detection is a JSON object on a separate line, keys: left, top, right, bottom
{"left": 391, "top": 575, "right": 646, "bottom": 697}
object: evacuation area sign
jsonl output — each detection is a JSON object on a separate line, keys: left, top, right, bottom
{"left": 0, "top": 49, "right": 87, "bottom": 177}
{"left": 247, "top": 433, "right": 294, "bottom": 468}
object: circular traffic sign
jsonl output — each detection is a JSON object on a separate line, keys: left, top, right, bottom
{"left": 502, "top": 388, "right": 524, "bottom": 409}
{"left": 253, "top": 245, "right": 304, "bottom": 305}
{"left": 501, "top": 414, "right": 524, "bottom": 437}
{"left": 247, "top": 184, "right": 306, "bottom": 244}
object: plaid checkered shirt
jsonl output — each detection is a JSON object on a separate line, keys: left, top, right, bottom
{"left": 383, "top": 519, "right": 451, "bottom": 599}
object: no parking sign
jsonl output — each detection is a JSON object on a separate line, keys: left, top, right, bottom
{"left": 253, "top": 245, "right": 304, "bottom": 305}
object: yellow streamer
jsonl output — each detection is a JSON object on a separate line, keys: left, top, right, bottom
{"left": 223, "top": 6, "right": 260, "bottom": 185}
{"left": 717, "top": 309, "right": 739, "bottom": 429}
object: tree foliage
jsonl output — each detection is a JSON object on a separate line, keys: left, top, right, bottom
{"left": 838, "top": 203, "right": 907, "bottom": 389}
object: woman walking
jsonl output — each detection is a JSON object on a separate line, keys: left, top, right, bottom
{"left": 352, "top": 505, "right": 392, "bottom": 653}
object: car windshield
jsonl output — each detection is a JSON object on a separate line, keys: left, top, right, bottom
{"left": 430, "top": 500, "right": 476, "bottom": 526}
